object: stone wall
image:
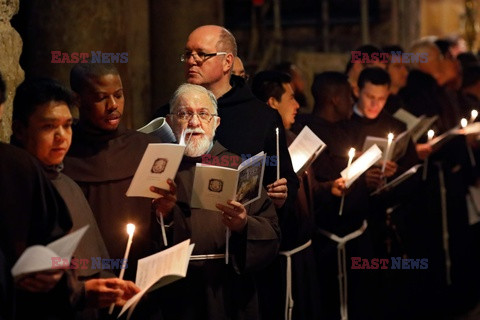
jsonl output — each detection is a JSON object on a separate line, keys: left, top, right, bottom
{"left": 0, "top": 0, "right": 24, "bottom": 142}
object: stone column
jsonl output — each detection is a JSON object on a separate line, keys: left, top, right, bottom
{"left": 0, "top": 0, "right": 24, "bottom": 142}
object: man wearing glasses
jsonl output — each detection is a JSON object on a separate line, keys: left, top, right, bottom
{"left": 152, "top": 83, "right": 279, "bottom": 320}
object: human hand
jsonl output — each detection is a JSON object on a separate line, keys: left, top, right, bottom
{"left": 16, "top": 270, "right": 64, "bottom": 293}
{"left": 416, "top": 143, "right": 433, "bottom": 160}
{"left": 151, "top": 179, "right": 177, "bottom": 220}
{"left": 331, "top": 177, "right": 347, "bottom": 197}
{"left": 216, "top": 200, "right": 248, "bottom": 233}
{"left": 85, "top": 278, "right": 140, "bottom": 308}
{"left": 365, "top": 168, "right": 385, "bottom": 190}
{"left": 382, "top": 160, "right": 398, "bottom": 178}
{"left": 266, "top": 178, "right": 288, "bottom": 209}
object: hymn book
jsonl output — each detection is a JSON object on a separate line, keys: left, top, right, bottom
{"left": 370, "top": 164, "right": 422, "bottom": 196}
{"left": 137, "top": 117, "right": 176, "bottom": 143}
{"left": 191, "top": 152, "right": 266, "bottom": 211}
{"left": 340, "top": 144, "right": 382, "bottom": 188}
{"left": 118, "top": 239, "right": 195, "bottom": 319}
{"left": 126, "top": 143, "right": 186, "bottom": 198}
{"left": 393, "top": 108, "right": 438, "bottom": 142}
{"left": 288, "top": 126, "right": 326, "bottom": 175}
{"left": 362, "top": 130, "right": 410, "bottom": 163}
{"left": 11, "top": 225, "right": 89, "bottom": 278}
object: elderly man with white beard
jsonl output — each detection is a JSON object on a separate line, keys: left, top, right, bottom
{"left": 150, "top": 83, "right": 280, "bottom": 320}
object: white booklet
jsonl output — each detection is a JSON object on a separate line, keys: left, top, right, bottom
{"left": 191, "top": 152, "right": 266, "bottom": 211}
{"left": 362, "top": 130, "right": 410, "bottom": 163}
{"left": 118, "top": 239, "right": 195, "bottom": 319}
{"left": 137, "top": 117, "right": 176, "bottom": 143}
{"left": 393, "top": 108, "right": 438, "bottom": 142}
{"left": 11, "top": 225, "right": 89, "bottom": 278}
{"left": 370, "top": 164, "right": 422, "bottom": 196}
{"left": 341, "top": 144, "right": 382, "bottom": 188}
{"left": 126, "top": 143, "right": 186, "bottom": 198}
{"left": 288, "top": 126, "right": 327, "bottom": 174}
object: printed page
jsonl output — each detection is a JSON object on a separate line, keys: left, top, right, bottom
{"left": 236, "top": 152, "right": 266, "bottom": 206}
{"left": 118, "top": 240, "right": 194, "bottom": 318}
{"left": 370, "top": 164, "right": 422, "bottom": 196}
{"left": 394, "top": 108, "right": 421, "bottom": 131}
{"left": 191, "top": 164, "right": 239, "bottom": 211}
{"left": 288, "top": 126, "right": 327, "bottom": 174}
{"left": 11, "top": 225, "right": 89, "bottom": 278}
{"left": 126, "top": 143, "right": 186, "bottom": 198}
{"left": 341, "top": 144, "right": 383, "bottom": 188}
{"left": 137, "top": 117, "right": 176, "bottom": 143}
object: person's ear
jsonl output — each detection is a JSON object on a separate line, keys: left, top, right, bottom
{"left": 267, "top": 96, "right": 279, "bottom": 110}
{"left": 223, "top": 53, "right": 234, "bottom": 73}
{"left": 214, "top": 116, "right": 221, "bottom": 130}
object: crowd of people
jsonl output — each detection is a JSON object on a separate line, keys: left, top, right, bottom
{"left": 1, "top": 24, "right": 480, "bottom": 320}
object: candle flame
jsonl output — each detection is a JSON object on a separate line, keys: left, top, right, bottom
{"left": 275, "top": 127, "right": 279, "bottom": 134}
{"left": 461, "top": 118, "right": 468, "bottom": 128}
{"left": 472, "top": 109, "right": 478, "bottom": 121}
{"left": 348, "top": 148, "right": 356, "bottom": 158}
{"left": 427, "top": 129, "right": 434, "bottom": 140}
{"left": 387, "top": 133, "right": 394, "bottom": 141}
{"left": 127, "top": 223, "right": 135, "bottom": 236}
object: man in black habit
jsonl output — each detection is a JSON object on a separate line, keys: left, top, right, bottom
{"left": 151, "top": 83, "right": 280, "bottom": 320}
{"left": 294, "top": 71, "right": 378, "bottom": 319}
{"left": 10, "top": 77, "right": 140, "bottom": 318}
{"left": 153, "top": 25, "right": 298, "bottom": 216}
{"left": 64, "top": 63, "right": 160, "bottom": 281}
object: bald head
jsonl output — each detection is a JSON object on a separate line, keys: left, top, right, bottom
{"left": 184, "top": 25, "right": 236, "bottom": 98}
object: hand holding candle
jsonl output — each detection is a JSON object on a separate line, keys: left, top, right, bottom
{"left": 339, "top": 148, "right": 355, "bottom": 216}
{"left": 108, "top": 223, "right": 135, "bottom": 315}
{"left": 381, "top": 133, "right": 394, "bottom": 174}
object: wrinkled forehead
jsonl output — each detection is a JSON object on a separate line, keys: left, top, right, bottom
{"left": 176, "top": 91, "right": 215, "bottom": 112}
{"left": 186, "top": 29, "right": 220, "bottom": 52}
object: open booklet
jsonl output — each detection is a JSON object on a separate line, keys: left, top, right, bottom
{"left": 288, "top": 126, "right": 327, "bottom": 175}
{"left": 11, "top": 225, "right": 89, "bottom": 278}
{"left": 370, "top": 164, "right": 422, "bottom": 196}
{"left": 126, "top": 143, "right": 186, "bottom": 198}
{"left": 137, "top": 117, "right": 176, "bottom": 143}
{"left": 118, "top": 239, "right": 195, "bottom": 319}
{"left": 362, "top": 130, "right": 410, "bottom": 163}
{"left": 340, "top": 144, "right": 382, "bottom": 188}
{"left": 191, "top": 151, "right": 266, "bottom": 211}
{"left": 393, "top": 108, "right": 438, "bottom": 143}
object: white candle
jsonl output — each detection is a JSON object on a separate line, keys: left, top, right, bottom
{"left": 108, "top": 223, "right": 135, "bottom": 314}
{"left": 339, "top": 148, "right": 355, "bottom": 216}
{"left": 381, "top": 133, "right": 394, "bottom": 174}
{"left": 461, "top": 118, "right": 477, "bottom": 167}
{"left": 471, "top": 109, "right": 478, "bottom": 123}
{"left": 423, "top": 130, "right": 434, "bottom": 181}
{"left": 276, "top": 127, "right": 280, "bottom": 181}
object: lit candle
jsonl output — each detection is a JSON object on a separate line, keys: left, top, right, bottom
{"left": 339, "top": 148, "right": 355, "bottom": 216}
{"left": 108, "top": 223, "right": 136, "bottom": 314}
{"left": 422, "top": 130, "right": 434, "bottom": 181}
{"left": 381, "top": 133, "right": 394, "bottom": 174}
{"left": 471, "top": 109, "right": 478, "bottom": 123}
{"left": 461, "top": 118, "right": 468, "bottom": 129}
{"left": 276, "top": 127, "right": 280, "bottom": 181}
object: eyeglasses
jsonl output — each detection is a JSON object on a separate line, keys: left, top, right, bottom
{"left": 171, "top": 109, "right": 218, "bottom": 122}
{"left": 180, "top": 51, "right": 228, "bottom": 63}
